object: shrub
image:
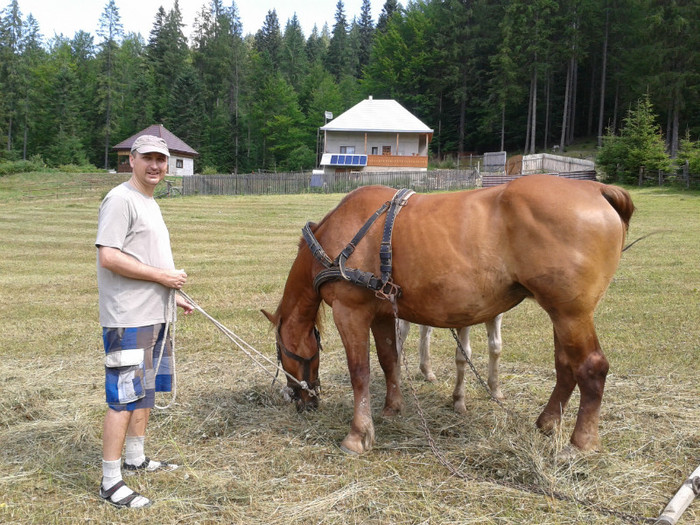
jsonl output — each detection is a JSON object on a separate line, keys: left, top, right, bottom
{"left": 597, "top": 94, "right": 672, "bottom": 184}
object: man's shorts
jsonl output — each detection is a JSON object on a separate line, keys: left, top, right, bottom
{"left": 102, "top": 324, "right": 172, "bottom": 411}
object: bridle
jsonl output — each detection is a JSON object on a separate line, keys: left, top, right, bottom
{"left": 275, "top": 324, "right": 322, "bottom": 399}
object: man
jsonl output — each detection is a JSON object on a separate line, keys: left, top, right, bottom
{"left": 96, "top": 135, "right": 193, "bottom": 508}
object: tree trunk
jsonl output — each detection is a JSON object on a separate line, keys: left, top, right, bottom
{"left": 671, "top": 93, "right": 680, "bottom": 158}
{"left": 560, "top": 58, "right": 571, "bottom": 151}
{"left": 543, "top": 69, "right": 551, "bottom": 151}
{"left": 500, "top": 104, "right": 505, "bottom": 152}
{"left": 567, "top": 57, "right": 577, "bottom": 145}
{"left": 597, "top": 8, "right": 609, "bottom": 146}
{"left": 529, "top": 67, "right": 537, "bottom": 154}
{"left": 524, "top": 79, "right": 532, "bottom": 153}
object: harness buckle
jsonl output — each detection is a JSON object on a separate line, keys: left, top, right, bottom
{"left": 375, "top": 279, "right": 401, "bottom": 302}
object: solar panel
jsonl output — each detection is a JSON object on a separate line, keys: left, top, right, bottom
{"left": 322, "top": 154, "right": 368, "bottom": 167}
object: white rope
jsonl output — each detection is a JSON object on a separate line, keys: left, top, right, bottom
{"left": 154, "top": 289, "right": 177, "bottom": 410}
{"left": 176, "top": 289, "right": 317, "bottom": 398}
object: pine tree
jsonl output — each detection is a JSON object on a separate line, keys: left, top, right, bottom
{"left": 96, "top": 0, "right": 123, "bottom": 169}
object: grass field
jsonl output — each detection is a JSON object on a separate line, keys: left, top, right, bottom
{"left": 0, "top": 174, "right": 698, "bottom": 524}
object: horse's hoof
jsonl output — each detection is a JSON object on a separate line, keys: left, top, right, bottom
{"left": 453, "top": 402, "right": 467, "bottom": 415}
{"left": 381, "top": 406, "right": 401, "bottom": 417}
{"left": 339, "top": 444, "right": 360, "bottom": 456}
{"left": 556, "top": 444, "right": 580, "bottom": 462}
{"left": 557, "top": 443, "right": 598, "bottom": 462}
{"left": 340, "top": 434, "right": 372, "bottom": 455}
{"left": 424, "top": 372, "right": 437, "bottom": 382}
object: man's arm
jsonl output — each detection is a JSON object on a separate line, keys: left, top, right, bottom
{"left": 98, "top": 246, "right": 187, "bottom": 290}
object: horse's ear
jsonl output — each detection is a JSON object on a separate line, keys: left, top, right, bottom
{"left": 261, "top": 309, "right": 277, "bottom": 325}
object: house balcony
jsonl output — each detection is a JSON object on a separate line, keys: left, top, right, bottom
{"left": 367, "top": 154, "right": 428, "bottom": 169}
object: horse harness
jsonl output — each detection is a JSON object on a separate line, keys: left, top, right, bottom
{"left": 302, "top": 188, "right": 415, "bottom": 305}
{"left": 275, "top": 324, "right": 323, "bottom": 398}
{"left": 275, "top": 188, "right": 414, "bottom": 400}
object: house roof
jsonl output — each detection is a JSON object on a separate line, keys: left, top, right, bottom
{"left": 112, "top": 124, "right": 199, "bottom": 157}
{"left": 321, "top": 98, "right": 433, "bottom": 134}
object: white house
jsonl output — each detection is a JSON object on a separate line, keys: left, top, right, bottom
{"left": 113, "top": 124, "right": 199, "bottom": 176}
{"left": 317, "top": 97, "right": 433, "bottom": 175}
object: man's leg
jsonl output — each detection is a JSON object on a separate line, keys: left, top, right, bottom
{"left": 123, "top": 407, "right": 177, "bottom": 472}
{"left": 100, "top": 408, "right": 150, "bottom": 508}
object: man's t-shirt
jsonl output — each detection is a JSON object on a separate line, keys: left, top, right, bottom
{"left": 96, "top": 182, "right": 175, "bottom": 327}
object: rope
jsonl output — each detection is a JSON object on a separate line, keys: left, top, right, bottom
{"left": 154, "top": 289, "right": 177, "bottom": 410}
{"left": 175, "top": 289, "right": 317, "bottom": 398}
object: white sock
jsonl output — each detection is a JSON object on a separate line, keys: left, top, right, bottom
{"left": 101, "top": 458, "right": 150, "bottom": 507}
{"left": 124, "top": 435, "right": 146, "bottom": 466}
{"left": 102, "top": 458, "right": 122, "bottom": 489}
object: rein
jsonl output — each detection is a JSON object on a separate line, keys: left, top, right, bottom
{"left": 303, "top": 188, "right": 414, "bottom": 301}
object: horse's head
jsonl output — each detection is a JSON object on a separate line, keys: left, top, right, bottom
{"left": 262, "top": 309, "right": 321, "bottom": 411}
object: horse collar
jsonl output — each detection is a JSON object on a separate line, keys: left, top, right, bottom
{"left": 303, "top": 188, "right": 414, "bottom": 301}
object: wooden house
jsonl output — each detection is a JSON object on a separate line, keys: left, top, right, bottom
{"left": 317, "top": 97, "right": 433, "bottom": 175}
{"left": 113, "top": 124, "right": 199, "bottom": 176}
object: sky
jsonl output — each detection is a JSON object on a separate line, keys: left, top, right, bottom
{"left": 15, "top": 0, "right": 388, "bottom": 42}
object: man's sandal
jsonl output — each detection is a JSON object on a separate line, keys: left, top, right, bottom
{"left": 99, "top": 480, "right": 151, "bottom": 508}
{"left": 123, "top": 457, "right": 178, "bottom": 474}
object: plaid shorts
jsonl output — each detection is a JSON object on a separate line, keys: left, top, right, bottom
{"left": 102, "top": 324, "right": 172, "bottom": 411}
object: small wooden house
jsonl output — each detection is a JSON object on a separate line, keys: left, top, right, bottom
{"left": 113, "top": 124, "right": 199, "bottom": 176}
{"left": 317, "top": 97, "right": 433, "bottom": 175}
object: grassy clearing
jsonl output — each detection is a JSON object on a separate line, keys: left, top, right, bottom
{"left": 0, "top": 177, "right": 698, "bottom": 524}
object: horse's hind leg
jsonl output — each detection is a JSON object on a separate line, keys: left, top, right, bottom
{"left": 486, "top": 314, "right": 505, "bottom": 400}
{"left": 537, "top": 316, "right": 608, "bottom": 451}
{"left": 372, "top": 317, "right": 404, "bottom": 417}
{"left": 418, "top": 325, "right": 437, "bottom": 382}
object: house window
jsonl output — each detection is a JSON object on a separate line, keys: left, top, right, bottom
{"left": 371, "top": 147, "right": 378, "bottom": 155}
{"left": 339, "top": 146, "right": 355, "bottom": 154}
{"left": 382, "top": 146, "right": 392, "bottom": 155}
{"left": 176, "top": 159, "right": 183, "bottom": 169}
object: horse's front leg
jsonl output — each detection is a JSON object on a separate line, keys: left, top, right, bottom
{"left": 332, "top": 303, "right": 375, "bottom": 455}
{"left": 371, "top": 317, "right": 404, "bottom": 417}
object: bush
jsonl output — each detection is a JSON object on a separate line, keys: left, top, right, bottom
{"left": 677, "top": 132, "right": 700, "bottom": 174}
{"left": 597, "top": 94, "right": 672, "bottom": 184}
{"left": 0, "top": 155, "right": 46, "bottom": 176}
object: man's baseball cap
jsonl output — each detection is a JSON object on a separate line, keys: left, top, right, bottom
{"left": 131, "top": 135, "right": 170, "bottom": 157}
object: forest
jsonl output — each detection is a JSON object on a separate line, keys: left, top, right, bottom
{"left": 1, "top": 0, "right": 699, "bottom": 175}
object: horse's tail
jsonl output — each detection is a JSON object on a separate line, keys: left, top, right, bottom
{"left": 600, "top": 184, "right": 635, "bottom": 232}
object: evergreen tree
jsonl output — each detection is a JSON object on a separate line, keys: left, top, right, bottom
{"left": 356, "top": 0, "right": 374, "bottom": 76}
{"left": 0, "top": 0, "right": 24, "bottom": 154}
{"left": 251, "top": 73, "right": 311, "bottom": 171}
{"left": 147, "top": 0, "right": 189, "bottom": 123}
{"left": 280, "top": 14, "right": 308, "bottom": 93}
{"left": 376, "top": 0, "right": 400, "bottom": 34}
{"left": 597, "top": 94, "right": 672, "bottom": 183}
{"left": 325, "top": 1, "right": 354, "bottom": 80}
{"left": 305, "top": 24, "right": 329, "bottom": 66}
{"left": 254, "top": 9, "right": 282, "bottom": 71}
{"left": 96, "top": 0, "right": 123, "bottom": 169}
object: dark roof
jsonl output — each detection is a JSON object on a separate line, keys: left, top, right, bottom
{"left": 112, "top": 124, "right": 199, "bottom": 157}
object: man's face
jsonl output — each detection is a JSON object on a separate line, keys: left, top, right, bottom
{"left": 129, "top": 151, "right": 168, "bottom": 189}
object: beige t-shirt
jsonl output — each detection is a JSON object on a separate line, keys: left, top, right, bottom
{"left": 96, "top": 182, "right": 174, "bottom": 327}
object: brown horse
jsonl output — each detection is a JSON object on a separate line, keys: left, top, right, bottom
{"left": 263, "top": 175, "right": 634, "bottom": 455}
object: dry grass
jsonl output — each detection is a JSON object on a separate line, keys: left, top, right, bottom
{"left": 0, "top": 178, "right": 698, "bottom": 524}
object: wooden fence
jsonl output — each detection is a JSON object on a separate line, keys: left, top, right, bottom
{"left": 181, "top": 169, "right": 480, "bottom": 196}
